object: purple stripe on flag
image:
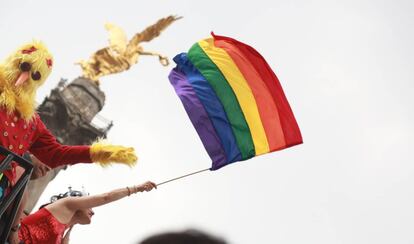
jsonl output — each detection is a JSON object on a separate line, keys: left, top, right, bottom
{"left": 169, "top": 68, "right": 227, "bottom": 168}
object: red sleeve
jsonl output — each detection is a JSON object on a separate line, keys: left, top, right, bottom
{"left": 29, "top": 117, "right": 92, "bottom": 168}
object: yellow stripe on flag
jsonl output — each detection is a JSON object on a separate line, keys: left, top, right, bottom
{"left": 198, "top": 38, "right": 269, "bottom": 155}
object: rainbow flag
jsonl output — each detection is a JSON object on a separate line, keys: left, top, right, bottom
{"left": 169, "top": 33, "right": 302, "bottom": 170}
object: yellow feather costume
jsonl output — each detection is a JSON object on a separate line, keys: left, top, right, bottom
{"left": 0, "top": 41, "right": 52, "bottom": 121}
{"left": 0, "top": 41, "right": 137, "bottom": 167}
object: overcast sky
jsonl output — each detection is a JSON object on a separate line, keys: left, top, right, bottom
{"left": 1, "top": 0, "right": 414, "bottom": 243}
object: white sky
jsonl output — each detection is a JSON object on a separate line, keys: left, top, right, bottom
{"left": 1, "top": 0, "right": 414, "bottom": 243}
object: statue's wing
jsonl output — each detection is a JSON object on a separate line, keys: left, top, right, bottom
{"left": 127, "top": 15, "right": 181, "bottom": 50}
{"left": 105, "top": 23, "right": 128, "bottom": 54}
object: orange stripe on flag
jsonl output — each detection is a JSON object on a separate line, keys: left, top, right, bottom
{"left": 214, "top": 39, "right": 287, "bottom": 151}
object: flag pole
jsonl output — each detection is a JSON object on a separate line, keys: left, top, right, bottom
{"left": 157, "top": 168, "right": 211, "bottom": 186}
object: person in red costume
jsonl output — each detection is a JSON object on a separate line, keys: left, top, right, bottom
{"left": 0, "top": 41, "right": 139, "bottom": 242}
{"left": 0, "top": 41, "right": 138, "bottom": 197}
{"left": 11, "top": 181, "right": 157, "bottom": 244}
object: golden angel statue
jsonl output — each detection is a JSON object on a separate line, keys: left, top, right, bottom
{"left": 77, "top": 15, "right": 181, "bottom": 84}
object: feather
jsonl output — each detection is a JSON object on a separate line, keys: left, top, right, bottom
{"left": 0, "top": 41, "right": 53, "bottom": 121}
{"left": 90, "top": 139, "right": 137, "bottom": 167}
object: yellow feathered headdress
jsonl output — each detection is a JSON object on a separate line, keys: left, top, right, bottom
{"left": 0, "top": 41, "right": 53, "bottom": 120}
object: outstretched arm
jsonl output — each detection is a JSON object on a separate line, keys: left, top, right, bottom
{"left": 29, "top": 118, "right": 92, "bottom": 167}
{"left": 29, "top": 117, "right": 137, "bottom": 168}
{"left": 46, "top": 181, "right": 156, "bottom": 224}
{"left": 138, "top": 50, "right": 169, "bottom": 66}
{"left": 68, "top": 181, "right": 156, "bottom": 209}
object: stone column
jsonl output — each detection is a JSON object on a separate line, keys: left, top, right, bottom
{"left": 24, "top": 77, "right": 112, "bottom": 212}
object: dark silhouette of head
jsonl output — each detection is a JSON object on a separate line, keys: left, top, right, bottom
{"left": 139, "top": 229, "right": 227, "bottom": 244}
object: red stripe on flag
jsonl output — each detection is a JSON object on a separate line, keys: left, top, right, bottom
{"left": 212, "top": 33, "right": 303, "bottom": 147}
{"left": 214, "top": 39, "right": 287, "bottom": 151}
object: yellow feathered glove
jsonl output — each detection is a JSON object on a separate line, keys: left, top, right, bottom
{"left": 90, "top": 140, "right": 137, "bottom": 167}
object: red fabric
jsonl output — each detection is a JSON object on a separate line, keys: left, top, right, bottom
{"left": 29, "top": 117, "right": 92, "bottom": 168}
{"left": 0, "top": 108, "right": 92, "bottom": 184}
{"left": 21, "top": 46, "right": 37, "bottom": 54}
{"left": 212, "top": 33, "right": 303, "bottom": 147}
{"left": 46, "top": 59, "right": 53, "bottom": 68}
{"left": 19, "top": 208, "right": 67, "bottom": 244}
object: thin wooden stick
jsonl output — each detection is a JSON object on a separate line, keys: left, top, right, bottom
{"left": 157, "top": 168, "right": 210, "bottom": 186}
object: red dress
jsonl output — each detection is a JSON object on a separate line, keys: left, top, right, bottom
{"left": 0, "top": 108, "right": 92, "bottom": 184}
{"left": 18, "top": 208, "right": 67, "bottom": 244}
